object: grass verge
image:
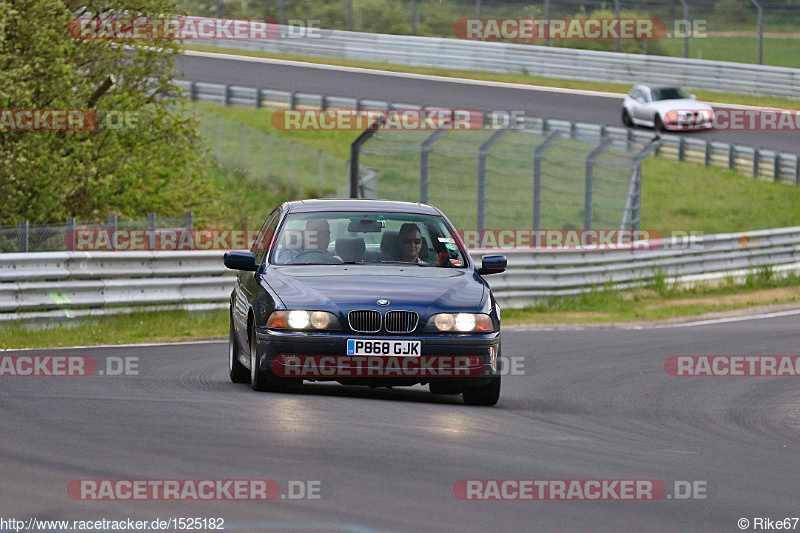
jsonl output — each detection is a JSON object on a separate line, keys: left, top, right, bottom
{"left": 182, "top": 44, "right": 800, "bottom": 110}
{"left": 504, "top": 270, "right": 800, "bottom": 325}
{"left": 0, "top": 309, "right": 228, "bottom": 350}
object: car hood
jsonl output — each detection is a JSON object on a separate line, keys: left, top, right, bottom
{"left": 651, "top": 98, "right": 712, "bottom": 113}
{"left": 263, "top": 265, "right": 486, "bottom": 314}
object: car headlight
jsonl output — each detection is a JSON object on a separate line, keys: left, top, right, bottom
{"left": 267, "top": 310, "right": 341, "bottom": 330}
{"left": 424, "top": 313, "right": 494, "bottom": 332}
{"left": 665, "top": 110, "right": 678, "bottom": 122}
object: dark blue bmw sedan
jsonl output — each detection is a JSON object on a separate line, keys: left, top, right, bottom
{"left": 224, "top": 199, "right": 507, "bottom": 405}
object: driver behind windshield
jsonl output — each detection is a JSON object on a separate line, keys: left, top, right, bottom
{"left": 398, "top": 223, "right": 426, "bottom": 264}
{"left": 282, "top": 219, "right": 342, "bottom": 264}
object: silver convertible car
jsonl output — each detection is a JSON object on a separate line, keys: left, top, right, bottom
{"left": 622, "top": 85, "right": 714, "bottom": 132}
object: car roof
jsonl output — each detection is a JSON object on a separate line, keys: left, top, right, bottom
{"left": 635, "top": 85, "right": 681, "bottom": 91}
{"left": 286, "top": 198, "right": 442, "bottom": 215}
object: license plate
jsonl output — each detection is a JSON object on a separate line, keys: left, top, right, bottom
{"left": 346, "top": 339, "right": 421, "bottom": 356}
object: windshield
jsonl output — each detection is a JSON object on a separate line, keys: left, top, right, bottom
{"left": 270, "top": 212, "right": 468, "bottom": 267}
{"left": 651, "top": 87, "right": 690, "bottom": 101}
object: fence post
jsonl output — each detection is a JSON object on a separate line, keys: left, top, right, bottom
{"left": 774, "top": 153, "right": 781, "bottom": 182}
{"left": 264, "top": 133, "right": 272, "bottom": 184}
{"left": 346, "top": 0, "right": 353, "bottom": 30}
{"left": 705, "top": 140, "right": 711, "bottom": 167}
{"left": 17, "top": 221, "right": 28, "bottom": 253}
{"left": 107, "top": 214, "right": 117, "bottom": 251}
{"left": 796, "top": 156, "right": 800, "bottom": 186}
{"left": 622, "top": 139, "right": 660, "bottom": 232}
{"left": 318, "top": 150, "right": 325, "bottom": 189}
{"left": 286, "top": 142, "right": 295, "bottom": 187}
{"left": 147, "top": 213, "right": 156, "bottom": 251}
{"left": 224, "top": 84, "right": 232, "bottom": 106}
{"left": 677, "top": 0, "right": 689, "bottom": 58}
{"left": 544, "top": 0, "right": 550, "bottom": 46}
{"left": 533, "top": 132, "right": 562, "bottom": 230}
{"left": 239, "top": 123, "right": 246, "bottom": 172}
{"left": 321, "top": 95, "right": 327, "bottom": 111}
{"left": 349, "top": 116, "right": 385, "bottom": 198}
{"left": 66, "top": 217, "right": 75, "bottom": 251}
{"left": 215, "top": 115, "right": 222, "bottom": 164}
{"left": 184, "top": 211, "right": 194, "bottom": 231}
{"left": 750, "top": 0, "right": 763, "bottom": 64}
{"left": 190, "top": 81, "right": 198, "bottom": 101}
{"left": 256, "top": 88, "right": 263, "bottom": 109}
{"left": 477, "top": 129, "right": 508, "bottom": 230}
{"left": 420, "top": 130, "right": 446, "bottom": 204}
{"left": 678, "top": 136, "right": 686, "bottom": 161}
{"left": 585, "top": 138, "right": 613, "bottom": 230}
{"left": 753, "top": 148, "right": 760, "bottom": 177}
{"left": 728, "top": 144, "right": 735, "bottom": 169}
{"left": 289, "top": 91, "right": 296, "bottom": 110}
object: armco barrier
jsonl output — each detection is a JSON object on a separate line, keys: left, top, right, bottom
{"left": 2, "top": 227, "right": 800, "bottom": 319}
{"left": 197, "top": 26, "right": 800, "bottom": 99}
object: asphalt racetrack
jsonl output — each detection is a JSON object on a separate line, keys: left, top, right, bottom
{"left": 2, "top": 313, "right": 799, "bottom": 532}
{"left": 175, "top": 52, "right": 800, "bottom": 154}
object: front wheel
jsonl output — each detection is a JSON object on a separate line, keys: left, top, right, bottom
{"left": 250, "top": 327, "right": 288, "bottom": 393}
{"left": 654, "top": 114, "right": 667, "bottom": 132}
{"left": 229, "top": 316, "right": 249, "bottom": 383}
{"left": 462, "top": 376, "right": 501, "bottom": 406}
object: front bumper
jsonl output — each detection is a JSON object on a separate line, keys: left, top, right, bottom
{"left": 254, "top": 328, "right": 501, "bottom": 387}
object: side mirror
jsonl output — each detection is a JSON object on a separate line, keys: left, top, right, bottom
{"left": 478, "top": 255, "right": 506, "bottom": 275}
{"left": 224, "top": 251, "right": 257, "bottom": 271}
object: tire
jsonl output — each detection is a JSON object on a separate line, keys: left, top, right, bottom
{"left": 249, "top": 326, "right": 288, "bottom": 393}
{"left": 229, "top": 316, "right": 249, "bottom": 383}
{"left": 462, "top": 376, "right": 501, "bottom": 406}
{"left": 622, "top": 108, "right": 633, "bottom": 127}
{"left": 654, "top": 114, "right": 667, "bottom": 132}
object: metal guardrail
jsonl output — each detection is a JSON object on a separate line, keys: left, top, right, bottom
{"left": 176, "top": 79, "right": 800, "bottom": 185}
{"left": 198, "top": 27, "right": 800, "bottom": 99}
{"left": 2, "top": 226, "right": 799, "bottom": 319}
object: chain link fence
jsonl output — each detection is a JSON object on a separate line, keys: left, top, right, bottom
{"left": 355, "top": 122, "right": 658, "bottom": 231}
{"left": 192, "top": 109, "right": 348, "bottom": 195}
{"left": 0, "top": 214, "right": 192, "bottom": 253}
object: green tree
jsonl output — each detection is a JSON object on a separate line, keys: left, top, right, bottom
{"left": 0, "top": 0, "right": 214, "bottom": 224}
